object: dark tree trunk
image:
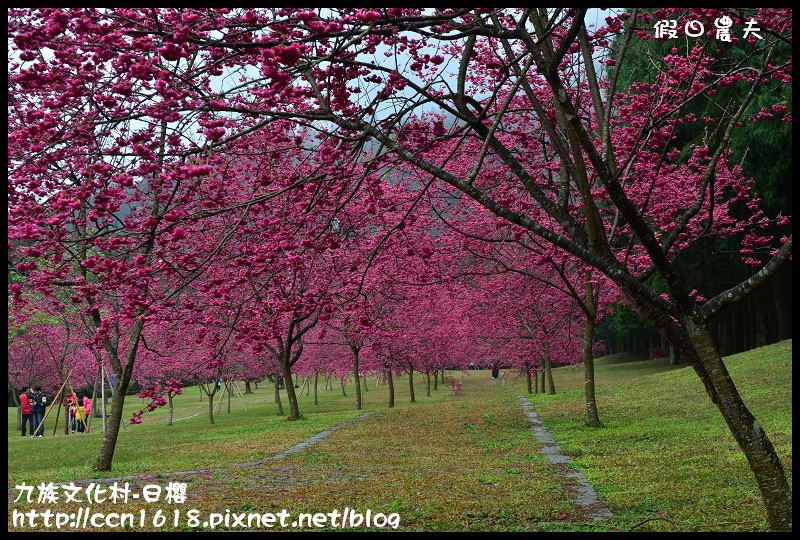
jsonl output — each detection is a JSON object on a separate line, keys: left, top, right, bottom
{"left": 583, "top": 317, "right": 601, "bottom": 427}
{"left": 244, "top": 379, "right": 253, "bottom": 394}
{"left": 387, "top": 368, "right": 395, "bottom": 409}
{"left": 669, "top": 341, "right": 681, "bottom": 365}
{"left": 351, "top": 345, "right": 362, "bottom": 411}
{"left": 281, "top": 358, "right": 301, "bottom": 420}
{"left": 681, "top": 317, "right": 791, "bottom": 531}
{"left": 526, "top": 370, "right": 533, "bottom": 394}
{"left": 425, "top": 370, "right": 431, "bottom": 397}
{"left": 167, "top": 392, "right": 174, "bottom": 426}
{"left": 408, "top": 369, "right": 415, "bottom": 403}
{"left": 544, "top": 357, "right": 556, "bottom": 395}
{"left": 207, "top": 391, "right": 215, "bottom": 425}
{"left": 93, "top": 360, "right": 134, "bottom": 471}
{"left": 13, "top": 392, "right": 21, "bottom": 431}
{"left": 313, "top": 371, "right": 319, "bottom": 406}
{"left": 274, "top": 375, "right": 284, "bottom": 416}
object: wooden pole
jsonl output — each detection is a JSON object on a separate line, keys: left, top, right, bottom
{"left": 214, "top": 382, "right": 226, "bottom": 415}
{"left": 232, "top": 380, "right": 248, "bottom": 413}
{"left": 50, "top": 387, "right": 65, "bottom": 436}
{"left": 40, "top": 370, "right": 70, "bottom": 437}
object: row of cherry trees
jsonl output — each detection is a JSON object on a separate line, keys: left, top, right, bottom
{"left": 9, "top": 8, "right": 792, "bottom": 529}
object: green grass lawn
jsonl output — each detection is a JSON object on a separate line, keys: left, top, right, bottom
{"left": 518, "top": 339, "right": 793, "bottom": 532}
{"left": 7, "top": 340, "right": 792, "bottom": 532}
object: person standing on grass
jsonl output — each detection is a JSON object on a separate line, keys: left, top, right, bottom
{"left": 82, "top": 393, "right": 92, "bottom": 426}
{"left": 74, "top": 393, "right": 87, "bottom": 433}
{"left": 19, "top": 386, "right": 33, "bottom": 437}
{"left": 30, "top": 385, "right": 48, "bottom": 437}
{"left": 67, "top": 392, "right": 77, "bottom": 433}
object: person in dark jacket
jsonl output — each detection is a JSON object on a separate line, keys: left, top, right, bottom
{"left": 19, "top": 386, "right": 33, "bottom": 437}
{"left": 30, "top": 385, "right": 48, "bottom": 437}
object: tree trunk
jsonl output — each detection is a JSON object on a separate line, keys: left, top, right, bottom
{"left": 340, "top": 377, "right": 347, "bottom": 397}
{"left": 313, "top": 371, "right": 319, "bottom": 406}
{"left": 274, "top": 375, "right": 284, "bottom": 416}
{"left": 425, "top": 370, "right": 431, "bottom": 397}
{"left": 408, "top": 369, "right": 416, "bottom": 403}
{"left": 92, "top": 382, "right": 101, "bottom": 418}
{"left": 682, "top": 317, "right": 792, "bottom": 531}
{"left": 167, "top": 392, "right": 174, "bottom": 426}
{"left": 583, "top": 316, "right": 601, "bottom": 427}
{"left": 527, "top": 370, "right": 533, "bottom": 394}
{"left": 12, "top": 391, "right": 24, "bottom": 431}
{"left": 227, "top": 381, "right": 232, "bottom": 414}
{"left": 207, "top": 391, "right": 215, "bottom": 425}
{"left": 433, "top": 370, "right": 438, "bottom": 391}
{"left": 244, "top": 379, "right": 253, "bottom": 394}
{"left": 387, "top": 368, "right": 395, "bottom": 408}
{"left": 669, "top": 341, "right": 681, "bottom": 365}
{"left": 362, "top": 374, "right": 369, "bottom": 392}
{"left": 93, "top": 361, "right": 134, "bottom": 471}
{"left": 545, "top": 357, "right": 556, "bottom": 395}
{"left": 352, "top": 345, "right": 362, "bottom": 411}
{"left": 539, "top": 367, "right": 545, "bottom": 393}
{"left": 281, "top": 358, "right": 301, "bottom": 420}
{"left": 64, "top": 401, "right": 70, "bottom": 435}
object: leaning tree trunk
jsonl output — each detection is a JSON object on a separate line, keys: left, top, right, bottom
{"left": 681, "top": 317, "right": 792, "bottom": 531}
{"left": 280, "top": 357, "right": 301, "bottom": 420}
{"left": 93, "top": 356, "right": 136, "bottom": 471}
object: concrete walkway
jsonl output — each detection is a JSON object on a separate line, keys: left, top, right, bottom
{"left": 517, "top": 396, "right": 612, "bottom": 522}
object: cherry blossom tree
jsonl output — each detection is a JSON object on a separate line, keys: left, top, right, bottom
{"left": 8, "top": 8, "right": 792, "bottom": 528}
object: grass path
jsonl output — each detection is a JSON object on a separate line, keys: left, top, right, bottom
{"left": 518, "top": 396, "right": 612, "bottom": 522}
